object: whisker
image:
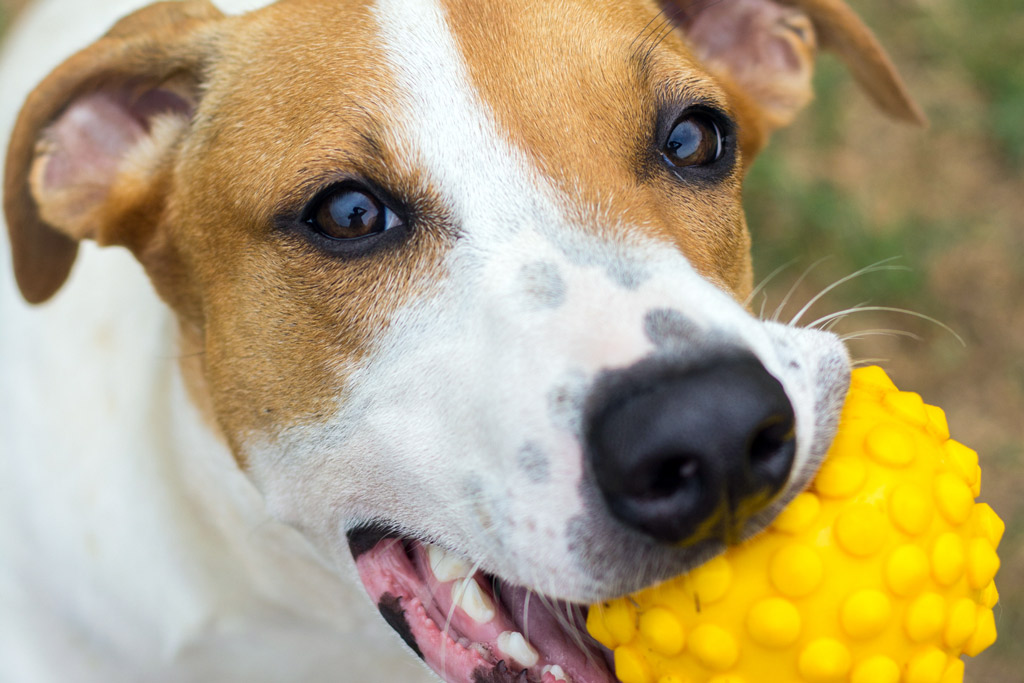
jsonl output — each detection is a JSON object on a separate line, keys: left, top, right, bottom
{"left": 379, "top": 537, "right": 403, "bottom": 554}
{"left": 492, "top": 575, "right": 502, "bottom": 606}
{"left": 840, "top": 328, "right": 923, "bottom": 343}
{"left": 566, "top": 611, "right": 597, "bottom": 669}
{"left": 744, "top": 258, "right": 797, "bottom": 309}
{"left": 637, "top": 0, "right": 726, "bottom": 63}
{"left": 523, "top": 588, "right": 532, "bottom": 644}
{"left": 535, "top": 591, "right": 594, "bottom": 669}
{"left": 852, "top": 357, "right": 891, "bottom": 367}
{"left": 642, "top": 15, "right": 675, "bottom": 62}
{"left": 442, "top": 560, "right": 486, "bottom": 679}
{"left": 629, "top": 5, "right": 667, "bottom": 52}
{"left": 819, "top": 301, "right": 870, "bottom": 332}
{"left": 788, "top": 258, "right": 907, "bottom": 326}
{"left": 771, "top": 256, "right": 831, "bottom": 322}
{"left": 808, "top": 306, "right": 965, "bottom": 346}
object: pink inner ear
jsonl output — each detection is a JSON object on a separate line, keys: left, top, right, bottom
{"left": 42, "top": 86, "right": 192, "bottom": 193}
{"left": 685, "top": 0, "right": 802, "bottom": 77}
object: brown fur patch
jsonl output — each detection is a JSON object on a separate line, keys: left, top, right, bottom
{"left": 441, "top": 0, "right": 752, "bottom": 295}
{"left": 148, "top": 1, "right": 454, "bottom": 455}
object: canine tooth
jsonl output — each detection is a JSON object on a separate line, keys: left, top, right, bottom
{"left": 452, "top": 578, "right": 496, "bottom": 623}
{"left": 541, "top": 665, "right": 571, "bottom": 682}
{"left": 497, "top": 631, "right": 539, "bottom": 668}
{"left": 427, "top": 543, "right": 473, "bottom": 582}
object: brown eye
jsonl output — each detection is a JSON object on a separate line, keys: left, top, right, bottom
{"left": 308, "top": 186, "right": 400, "bottom": 240}
{"left": 663, "top": 111, "right": 724, "bottom": 168}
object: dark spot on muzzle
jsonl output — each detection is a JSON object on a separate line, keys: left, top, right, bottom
{"left": 520, "top": 261, "right": 567, "bottom": 309}
{"left": 377, "top": 593, "right": 423, "bottom": 661}
{"left": 644, "top": 308, "right": 701, "bottom": 348}
{"left": 517, "top": 441, "right": 551, "bottom": 483}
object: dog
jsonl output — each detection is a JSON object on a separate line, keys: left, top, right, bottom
{"left": 0, "top": 0, "right": 924, "bottom": 680}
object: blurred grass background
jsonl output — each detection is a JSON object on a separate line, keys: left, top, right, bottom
{"left": 1, "top": 0, "right": 1020, "bottom": 679}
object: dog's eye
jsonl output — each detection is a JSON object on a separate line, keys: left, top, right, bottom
{"left": 663, "top": 111, "right": 724, "bottom": 168}
{"left": 307, "top": 186, "right": 401, "bottom": 240}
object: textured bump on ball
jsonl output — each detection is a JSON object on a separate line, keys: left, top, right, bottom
{"left": 769, "top": 544, "right": 824, "bottom": 597}
{"left": 798, "top": 638, "right": 852, "bottom": 682}
{"left": 839, "top": 589, "right": 892, "bottom": 640}
{"left": 746, "top": 597, "right": 801, "bottom": 648}
{"left": 771, "top": 492, "right": 820, "bottom": 534}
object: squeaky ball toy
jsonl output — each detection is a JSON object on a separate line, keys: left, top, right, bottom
{"left": 587, "top": 366, "right": 1003, "bottom": 683}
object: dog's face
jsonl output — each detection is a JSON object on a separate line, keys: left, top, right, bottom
{"left": 4, "top": 0, "right": 923, "bottom": 680}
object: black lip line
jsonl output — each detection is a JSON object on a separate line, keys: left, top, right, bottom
{"left": 346, "top": 523, "right": 400, "bottom": 559}
{"left": 378, "top": 592, "right": 425, "bottom": 661}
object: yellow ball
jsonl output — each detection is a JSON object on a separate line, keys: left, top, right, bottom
{"left": 587, "top": 366, "right": 1003, "bottom": 683}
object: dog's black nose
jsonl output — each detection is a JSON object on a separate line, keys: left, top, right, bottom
{"left": 587, "top": 354, "right": 796, "bottom": 544}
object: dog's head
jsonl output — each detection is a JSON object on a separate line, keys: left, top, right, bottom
{"left": 4, "top": 0, "right": 922, "bottom": 680}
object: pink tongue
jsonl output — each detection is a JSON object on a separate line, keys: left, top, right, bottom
{"left": 497, "top": 584, "right": 615, "bottom": 682}
{"left": 408, "top": 544, "right": 614, "bottom": 681}
{"left": 353, "top": 538, "right": 615, "bottom": 683}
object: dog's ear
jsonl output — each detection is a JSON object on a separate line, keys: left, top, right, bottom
{"left": 3, "top": 0, "right": 225, "bottom": 304}
{"left": 666, "top": 0, "right": 925, "bottom": 149}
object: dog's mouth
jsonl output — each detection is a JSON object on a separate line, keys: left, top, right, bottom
{"left": 349, "top": 528, "right": 616, "bottom": 683}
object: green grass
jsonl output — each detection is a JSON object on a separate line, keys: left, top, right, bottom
{"left": 865, "top": 0, "right": 1024, "bottom": 170}
{"left": 942, "top": 0, "right": 1024, "bottom": 169}
{"left": 745, "top": 0, "right": 1024, "bottom": 313}
{"left": 744, "top": 149, "right": 931, "bottom": 314}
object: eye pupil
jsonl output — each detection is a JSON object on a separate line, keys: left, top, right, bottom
{"left": 667, "top": 121, "right": 699, "bottom": 156}
{"left": 663, "top": 112, "right": 724, "bottom": 168}
{"left": 345, "top": 205, "right": 368, "bottom": 227}
{"left": 313, "top": 188, "right": 385, "bottom": 240}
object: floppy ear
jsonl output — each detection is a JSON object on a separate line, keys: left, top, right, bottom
{"left": 665, "top": 0, "right": 924, "bottom": 148}
{"left": 3, "top": 0, "right": 225, "bottom": 304}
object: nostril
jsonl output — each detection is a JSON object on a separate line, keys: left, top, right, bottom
{"left": 642, "top": 454, "right": 701, "bottom": 500}
{"left": 749, "top": 415, "right": 796, "bottom": 481}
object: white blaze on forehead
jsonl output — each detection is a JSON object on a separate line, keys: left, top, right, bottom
{"left": 372, "top": 0, "right": 565, "bottom": 241}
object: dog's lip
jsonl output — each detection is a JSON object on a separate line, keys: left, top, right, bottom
{"left": 347, "top": 528, "right": 616, "bottom": 683}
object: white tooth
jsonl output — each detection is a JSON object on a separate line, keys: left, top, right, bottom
{"left": 542, "top": 665, "right": 571, "bottom": 682}
{"left": 497, "top": 631, "right": 539, "bottom": 668}
{"left": 427, "top": 543, "right": 473, "bottom": 583}
{"left": 451, "top": 578, "right": 496, "bottom": 624}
